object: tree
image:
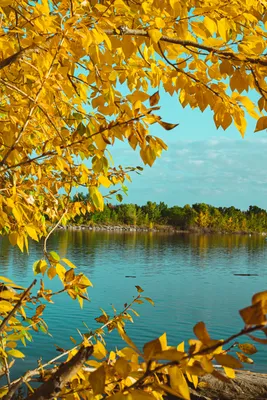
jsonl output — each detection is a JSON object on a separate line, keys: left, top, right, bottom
{"left": 1, "top": 0, "right": 267, "bottom": 399}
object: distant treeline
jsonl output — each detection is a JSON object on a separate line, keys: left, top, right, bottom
{"left": 72, "top": 194, "right": 267, "bottom": 233}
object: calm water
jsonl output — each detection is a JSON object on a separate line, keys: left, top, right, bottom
{"left": 1, "top": 231, "right": 267, "bottom": 378}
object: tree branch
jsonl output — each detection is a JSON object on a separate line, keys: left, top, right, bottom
{"left": 103, "top": 27, "right": 267, "bottom": 66}
{"left": 1, "top": 27, "right": 267, "bottom": 73}
{"left": 0, "top": 279, "right": 37, "bottom": 334}
{"left": 25, "top": 345, "right": 93, "bottom": 400}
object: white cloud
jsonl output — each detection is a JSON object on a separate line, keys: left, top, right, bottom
{"left": 108, "top": 137, "right": 267, "bottom": 209}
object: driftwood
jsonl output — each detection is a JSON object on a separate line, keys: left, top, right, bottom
{"left": 25, "top": 346, "right": 93, "bottom": 400}
{"left": 189, "top": 371, "right": 267, "bottom": 400}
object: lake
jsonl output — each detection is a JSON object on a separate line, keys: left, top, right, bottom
{"left": 1, "top": 230, "right": 267, "bottom": 378}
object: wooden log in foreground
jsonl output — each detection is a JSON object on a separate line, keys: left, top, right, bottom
{"left": 189, "top": 371, "right": 267, "bottom": 400}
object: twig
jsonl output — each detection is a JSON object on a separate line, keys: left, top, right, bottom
{"left": 0, "top": 280, "right": 37, "bottom": 334}
{"left": 43, "top": 210, "right": 68, "bottom": 256}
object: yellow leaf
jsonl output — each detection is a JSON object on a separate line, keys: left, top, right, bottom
{"left": 149, "top": 91, "right": 160, "bottom": 106}
{"left": 126, "top": 90, "right": 150, "bottom": 103}
{"left": 144, "top": 297, "right": 154, "bottom": 306}
{"left": 236, "top": 352, "right": 254, "bottom": 364}
{"left": 238, "top": 343, "right": 257, "bottom": 355}
{"left": 214, "top": 354, "right": 243, "bottom": 369}
{"left": 177, "top": 342, "right": 185, "bottom": 352}
{"left": 7, "top": 349, "right": 25, "bottom": 358}
{"left": 25, "top": 226, "right": 38, "bottom": 241}
{"left": 246, "top": 333, "right": 267, "bottom": 344}
{"left": 0, "top": 276, "right": 13, "bottom": 283}
{"left": 129, "top": 390, "right": 156, "bottom": 400}
{"left": 117, "top": 324, "right": 139, "bottom": 352}
{"left": 6, "top": 341, "right": 17, "bottom": 348}
{"left": 154, "top": 17, "right": 165, "bottom": 29}
{"left": 114, "top": 357, "right": 131, "bottom": 378}
{"left": 89, "top": 365, "right": 105, "bottom": 395}
{"left": 143, "top": 333, "right": 167, "bottom": 360}
{"left": 193, "top": 321, "right": 211, "bottom": 345}
{"left": 0, "top": 290, "right": 17, "bottom": 300}
{"left": 17, "top": 235, "right": 24, "bottom": 252}
{"left": 9, "top": 233, "right": 18, "bottom": 246}
{"left": 223, "top": 367, "right": 236, "bottom": 379}
{"left": 204, "top": 16, "right": 217, "bottom": 35}
{"left": 255, "top": 116, "right": 267, "bottom": 132}
{"left": 79, "top": 274, "right": 93, "bottom": 287}
{"left": 158, "top": 120, "right": 179, "bottom": 130}
{"left": 99, "top": 175, "right": 111, "bottom": 188}
{"left": 169, "top": 366, "right": 190, "bottom": 400}
{"left": 62, "top": 258, "right": 76, "bottom": 269}
{"left": 1, "top": 0, "right": 13, "bottom": 6}
{"left": 65, "top": 268, "right": 75, "bottom": 282}
{"left": 221, "top": 113, "right": 232, "bottom": 130}
{"left": 200, "top": 356, "right": 214, "bottom": 373}
{"left": 217, "top": 18, "right": 228, "bottom": 42}
{"left": 89, "top": 186, "right": 104, "bottom": 211}
{"left": 56, "top": 263, "right": 66, "bottom": 282}
{"left": 12, "top": 207, "right": 22, "bottom": 223}
{"left": 152, "top": 348, "right": 184, "bottom": 362}
{"left": 47, "top": 267, "right": 57, "bottom": 280}
{"left": 93, "top": 340, "right": 107, "bottom": 360}
{"left": 239, "top": 302, "right": 266, "bottom": 325}
{"left": 0, "top": 300, "right": 13, "bottom": 312}
{"left": 148, "top": 29, "right": 163, "bottom": 44}
{"left": 0, "top": 389, "right": 8, "bottom": 399}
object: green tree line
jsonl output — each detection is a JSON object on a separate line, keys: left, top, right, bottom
{"left": 72, "top": 195, "right": 267, "bottom": 233}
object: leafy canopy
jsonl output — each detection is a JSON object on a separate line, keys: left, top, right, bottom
{"left": 0, "top": 0, "right": 267, "bottom": 249}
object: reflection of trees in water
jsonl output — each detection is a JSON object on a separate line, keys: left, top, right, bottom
{"left": 0, "top": 237, "right": 11, "bottom": 274}
{"left": 0, "top": 236, "right": 44, "bottom": 280}
{"left": 186, "top": 234, "right": 267, "bottom": 272}
{"left": 2, "top": 231, "right": 267, "bottom": 279}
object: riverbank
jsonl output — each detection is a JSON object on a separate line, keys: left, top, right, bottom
{"left": 57, "top": 223, "right": 267, "bottom": 236}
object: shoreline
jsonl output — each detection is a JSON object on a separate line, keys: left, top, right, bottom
{"left": 57, "top": 224, "right": 267, "bottom": 236}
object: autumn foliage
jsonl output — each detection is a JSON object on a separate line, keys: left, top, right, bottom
{"left": 1, "top": 0, "right": 267, "bottom": 399}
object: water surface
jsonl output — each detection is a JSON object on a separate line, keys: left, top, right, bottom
{"left": 1, "top": 231, "right": 267, "bottom": 377}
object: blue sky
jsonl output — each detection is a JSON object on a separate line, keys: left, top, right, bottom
{"left": 110, "top": 90, "right": 267, "bottom": 210}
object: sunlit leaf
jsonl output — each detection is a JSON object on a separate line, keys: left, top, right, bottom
{"left": 7, "top": 349, "right": 25, "bottom": 358}
{"left": 214, "top": 354, "right": 243, "bottom": 369}
{"left": 143, "top": 333, "right": 167, "bottom": 360}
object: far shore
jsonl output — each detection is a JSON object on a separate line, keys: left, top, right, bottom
{"left": 56, "top": 224, "right": 267, "bottom": 236}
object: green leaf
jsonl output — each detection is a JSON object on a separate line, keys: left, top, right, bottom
{"left": 50, "top": 251, "right": 60, "bottom": 262}
{"left": 116, "top": 194, "right": 123, "bottom": 202}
